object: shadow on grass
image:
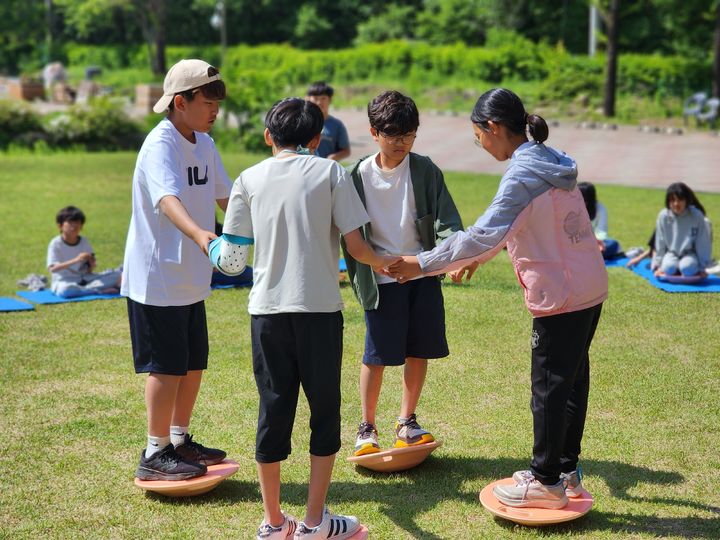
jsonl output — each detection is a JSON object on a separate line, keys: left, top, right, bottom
{"left": 144, "top": 455, "right": 719, "bottom": 538}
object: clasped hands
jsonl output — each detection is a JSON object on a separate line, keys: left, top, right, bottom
{"left": 375, "top": 256, "right": 479, "bottom": 284}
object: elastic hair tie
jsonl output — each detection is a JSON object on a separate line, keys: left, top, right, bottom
{"left": 295, "top": 145, "right": 310, "bottom": 155}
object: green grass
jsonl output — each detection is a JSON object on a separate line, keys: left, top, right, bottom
{"left": 1, "top": 153, "right": 719, "bottom": 539}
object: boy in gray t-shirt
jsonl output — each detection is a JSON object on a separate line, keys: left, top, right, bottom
{"left": 47, "top": 206, "right": 121, "bottom": 298}
{"left": 216, "top": 98, "right": 396, "bottom": 540}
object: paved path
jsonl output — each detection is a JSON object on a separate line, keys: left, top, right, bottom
{"left": 335, "top": 109, "right": 720, "bottom": 193}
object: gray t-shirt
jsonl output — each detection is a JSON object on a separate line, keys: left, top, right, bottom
{"left": 223, "top": 154, "right": 369, "bottom": 315}
{"left": 47, "top": 235, "right": 94, "bottom": 287}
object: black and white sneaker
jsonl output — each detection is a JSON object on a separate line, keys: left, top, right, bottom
{"left": 135, "top": 443, "right": 207, "bottom": 481}
{"left": 174, "top": 434, "right": 227, "bottom": 466}
{"left": 294, "top": 507, "right": 360, "bottom": 539}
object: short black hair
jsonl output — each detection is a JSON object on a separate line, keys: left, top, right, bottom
{"left": 56, "top": 206, "right": 86, "bottom": 225}
{"left": 168, "top": 66, "right": 226, "bottom": 112}
{"left": 367, "top": 90, "right": 419, "bottom": 136}
{"left": 265, "top": 98, "right": 324, "bottom": 148}
{"left": 307, "top": 81, "right": 334, "bottom": 98}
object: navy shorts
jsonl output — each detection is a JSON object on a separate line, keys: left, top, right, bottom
{"left": 127, "top": 298, "right": 209, "bottom": 375}
{"left": 252, "top": 311, "right": 343, "bottom": 463}
{"left": 363, "top": 277, "right": 449, "bottom": 366}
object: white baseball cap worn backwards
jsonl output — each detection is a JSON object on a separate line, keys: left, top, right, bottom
{"left": 153, "top": 59, "right": 222, "bottom": 114}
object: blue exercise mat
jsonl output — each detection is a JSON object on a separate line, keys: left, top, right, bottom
{"left": 627, "top": 260, "right": 720, "bottom": 293}
{"left": 16, "top": 290, "right": 122, "bottom": 304}
{"left": 0, "top": 297, "right": 35, "bottom": 312}
{"left": 604, "top": 256, "right": 630, "bottom": 268}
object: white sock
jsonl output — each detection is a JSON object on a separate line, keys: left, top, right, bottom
{"left": 170, "top": 425, "right": 189, "bottom": 447}
{"left": 146, "top": 435, "right": 171, "bottom": 458}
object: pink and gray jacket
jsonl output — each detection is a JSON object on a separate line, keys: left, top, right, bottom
{"left": 418, "top": 142, "right": 608, "bottom": 318}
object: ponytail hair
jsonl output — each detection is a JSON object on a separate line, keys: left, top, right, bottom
{"left": 471, "top": 88, "right": 549, "bottom": 143}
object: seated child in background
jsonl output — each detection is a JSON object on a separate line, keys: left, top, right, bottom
{"left": 47, "top": 206, "right": 122, "bottom": 298}
{"left": 306, "top": 81, "right": 351, "bottom": 161}
{"left": 342, "top": 90, "right": 473, "bottom": 457}
{"left": 652, "top": 182, "right": 712, "bottom": 277}
{"left": 578, "top": 182, "right": 621, "bottom": 259}
{"left": 216, "top": 98, "right": 396, "bottom": 539}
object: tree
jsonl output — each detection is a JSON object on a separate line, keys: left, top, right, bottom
{"left": 598, "top": 0, "right": 620, "bottom": 117}
{"left": 714, "top": 1, "right": 720, "bottom": 97}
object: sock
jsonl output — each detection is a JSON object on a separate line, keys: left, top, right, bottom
{"left": 170, "top": 425, "right": 189, "bottom": 447}
{"left": 146, "top": 435, "right": 171, "bottom": 458}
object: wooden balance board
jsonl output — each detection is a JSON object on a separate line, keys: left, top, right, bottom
{"left": 347, "top": 525, "right": 370, "bottom": 539}
{"left": 347, "top": 441, "right": 441, "bottom": 472}
{"left": 134, "top": 459, "right": 240, "bottom": 497}
{"left": 479, "top": 478, "right": 593, "bottom": 526}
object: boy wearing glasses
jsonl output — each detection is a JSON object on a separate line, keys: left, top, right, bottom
{"left": 342, "top": 90, "right": 475, "bottom": 456}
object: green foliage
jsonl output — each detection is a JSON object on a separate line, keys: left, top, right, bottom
{"left": 0, "top": 100, "right": 44, "bottom": 149}
{"left": 415, "top": 0, "right": 491, "bottom": 45}
{"left": 293, "top": 4, "right": 334, "bottom": 49}
{"left": 354, "top": 5, "right": 417, "bottom": 45}
{"left": 44, "top": 98, "right": 144, "bottom": 151}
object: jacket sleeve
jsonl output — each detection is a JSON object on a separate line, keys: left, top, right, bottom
{"left": 652, "top": 210, "right": 668, "bottom": 268}
{"left": 433, "top": 164, "right": 464, "bottom": 241}
{"left": 695, "top": 215, "right": 713, "bottom": 268}
{"left": 418, "top": 174, "right": 531, "bottom": 274}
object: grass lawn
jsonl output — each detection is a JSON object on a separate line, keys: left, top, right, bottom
{"left": 1, "top": 152, "right": 719, "bottom": 539}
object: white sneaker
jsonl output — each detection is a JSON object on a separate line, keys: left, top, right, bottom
{"left": 294, "top": 508, "right": 360, "bottom": 540}
{"left": 493, "top": 478, "right": 568, "bottom": 509}
{"left": 257, "top": 514, "right": 298, "bottom": 539}
{"left": 512, "top": 468, "right": 584, "bottom": 497}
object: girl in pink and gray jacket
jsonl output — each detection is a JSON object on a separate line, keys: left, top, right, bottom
{"left": 388, "top": 88, "right": 608, "bottom": 510}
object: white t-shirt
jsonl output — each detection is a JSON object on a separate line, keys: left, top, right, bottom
{"left": 591, "top": 201, "right": 609, "bottom": 241}
{"left": 359, "top": 153, "right": 423, "bottom": 284}
{"left": 47, "top": 235, "right": 94, "bottom": 287}
{"left": 121, "top": 118, "right": 232, "bottom": 306}
{"left": 223, "top": 154, "right": 369, "bottom": 315}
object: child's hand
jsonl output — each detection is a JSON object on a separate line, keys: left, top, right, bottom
{"left": 75, "top": 252, "right": 94, "bottom": 263}
{"left": 372, "top": 255, "right": 402, "bottom": 276}
{"left": 194, "top": 230, "right": 217, "bottom": 256}
{"left": 448, "top": 261, "right": 480, "bottom": 283}
{"left": 387, "top": 256, "right": 422, "bottom": 283}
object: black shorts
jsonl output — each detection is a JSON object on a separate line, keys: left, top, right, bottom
{"left": 363, "top": 277, "right": 449, "bottom": 366}
{"left": 251, "top": 311, "right": 343, "bottom": 463}
{"left": 127, "top": 298, "right": 209, "bottom": 375}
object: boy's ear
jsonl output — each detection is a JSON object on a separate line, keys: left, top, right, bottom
{"left": 369, "top": 127, "right": 379, "bottom": 141}
{"left": 172, "top": 94, "right": 187, "bottom": 112}
{"left": 307, "top": 133, "right": 322, "bottom": 151}
{"left": 263, "top": 128, "right": 273, "bottom": 147}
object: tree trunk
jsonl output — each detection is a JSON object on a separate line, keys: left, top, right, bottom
{"left": 137, "top": 0, "right": 166, "bottom": 75}
{"left": 603, "top": 0, "right": 620, "bottom": 117}
{"left": 713, "top": 1, "right": 720, "bottom": 97}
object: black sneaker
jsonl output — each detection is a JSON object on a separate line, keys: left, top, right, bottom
{"left": 135, "top": 443, "right": 207, "bottom": 481}
{"left": 174, "top": 434, "right": 227, "bottom": 466}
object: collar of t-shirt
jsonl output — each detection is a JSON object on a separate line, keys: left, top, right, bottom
{"left": 369, "top": 152, "right": 410, "bottom": 181}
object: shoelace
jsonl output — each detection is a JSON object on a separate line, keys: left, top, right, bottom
{"left": 158, "top": 449, "right": 182, "bottom": 465}
{"left": 401, "top": 413, "right": 421, "bottom": 430}
{"left": 357, "top": 422, "right": 377, "bottom": 437}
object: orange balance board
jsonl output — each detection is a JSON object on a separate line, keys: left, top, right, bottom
{"left": 479, "top": 478, "right": 593, "bottom": 526}
{"left": 134, "top": 459, "right": 240, "bottom": 497}
{"left": 347, "top": 441, "right": 442, "bottom": 472}
{"left": 347, "top": 525, "right": 370, "bottom": 540}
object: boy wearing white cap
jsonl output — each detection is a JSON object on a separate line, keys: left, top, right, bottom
{"left": 122, "top": 59, "right": 233, "bottom": 480}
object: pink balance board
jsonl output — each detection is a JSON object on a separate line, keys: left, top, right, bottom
{"left": 479, "top": 478, "right": 593, "bottom": 526}
{"left": 657, "top": 273, "right": 706, "bottom": 284}
{"left": 347, "top": 441, "right": 442, "bottom": 472}
{"left": 134, "top": 459, "right": 240, "bottom": 497}
{"left": 347, "top": 525, "right": 369, "bottom": 539}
